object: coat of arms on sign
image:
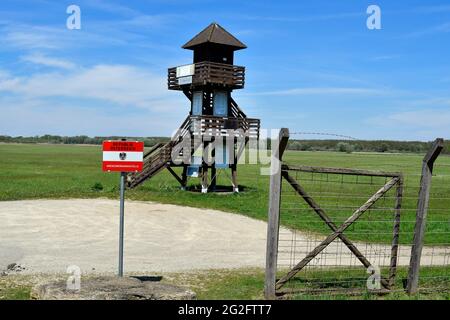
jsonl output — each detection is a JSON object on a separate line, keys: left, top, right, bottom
{"left": 119, "top": 152, "right": 127, "bottom": 160}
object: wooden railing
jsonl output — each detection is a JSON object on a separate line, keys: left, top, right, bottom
{"left": 168, "top": 61, "right": 245, "bottom": 90}
{"left": 126, "top": 143, "right": 171, "bottom": 188}
{"left": 127, "top": 115, "right": 191, "bottom": 188}
{"left": 189, "top": 116, "right": 260, "bottom": 139}
{"left": 126, "top": 112, "right": 260, "bottom": 188}
{"left": 230, "top": 97, "right": 250, "bottom": 130}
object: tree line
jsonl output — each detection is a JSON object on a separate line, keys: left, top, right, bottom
{"left": 0, "top": 135, "right": 170, "bottom": 147}
{"left": 287, "top": 139, "right": 450, "bottom": 154}
{"left": 0, "top": 134, "right": 448, "bottom": 155}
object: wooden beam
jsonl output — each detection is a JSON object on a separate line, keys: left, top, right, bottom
{"left": 144, "top": 143, "right": 164, "bottom": 158}
{"left": 281, "top": 171, "right": 391, "bottom": 289}
{"left": 407, "top": 138, "right": 444, "bottom": 294}
{"left": 389, "top": 177, "right": 403, "bottom": 288}
{"left": 276, "top": 177, "right": 400, "bottom": 290}
{"left": 180, "top": 165, "right": 188, "bottom": 190}
{"left": 210, "top": 143, "right": 217, "bottom": 190}
{"left": 231, "top": 163, "right": 238, "bottom": 192}
{"left": 282, "top": 164, "right": 401, "bottom": 178}
{"left": 201, "top": 165, "right": 208, "bottom": 193}
{"left": 166, "top": 166, "right": 183, "bottom": 186}
{"left": 423, "top": 138, "right": 444, "bottom": 165}
{"left": 265, "top": 128, "right": 290, "bottom": 300}
{"left": 236, "top": 136, "right": 248, "bottom": 162}
{"left": 210, "top": 166, "right": 217, "bottom": 190}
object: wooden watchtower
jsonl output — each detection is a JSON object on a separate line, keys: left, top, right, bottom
{"left": 127, "top": 23, "right": 260, "bottom": 193}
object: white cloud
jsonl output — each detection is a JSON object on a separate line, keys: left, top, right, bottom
{"left": 249, "top": 87, "right": 387, "bottom": 96}
{"left": 404, "top": 97, "right": 450, "bottom": 107}
{"left": 85, "top": 0, "right": 140, "bottom": 16}
{"left": 0, "top": 70, "right": 20, "bottom": 90}
{"left": 0, "top": 70, "right": 11, "bottom": 79}
{"left": 123, "top": 14, "right": 181, "bottom": 28}
{"left": 22, "top": 53, "right": 76, "bottom": 69}
{"left": 369, "top": 110, "right": 450, "bottom": 129}
{"left": 403, "top": 22, "right": 450, "bottom": 38}
{"left": 234, "top": 12, "right": 363, "bottom": 23}
{"left": 0, "top": 64, "right": 181, "bottom": 111}
{"left": 2, "top": 23, "right": 127, "bottom": 51}
{"left": 0, "top": 98, "right": 185, "bottom": 137}
{"left": 366, "top": 109, "right": 450, "bottom": 140}
{"left": 386, "top": 110, "right": 450, "bottom": 127}
{"left": 4, "top": 29, "right": 59, "bottom": 49}
{"left": 0, "top": 62, "right": 187, "bottom": 136}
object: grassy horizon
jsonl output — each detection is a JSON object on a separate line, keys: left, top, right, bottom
{"left": 1, "top": 143, "right": 449, "bottom": 245}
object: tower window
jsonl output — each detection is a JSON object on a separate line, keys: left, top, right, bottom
{"left": 192, "top": 91, "right": 203, "bottom": 115}
{"left": 213, "top": 91, "right": 228, "bottom": 117}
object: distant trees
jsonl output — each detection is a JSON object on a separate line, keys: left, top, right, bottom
{"left": 288, "top": 141, "right": 312, "bottom": 151}
{"left": 336, "top": 142, "right": 354, "bottom": 153}
{"left": 286, "top": 139, "right": 447, "bottom": 154}
{"left": 0, "top": 135, "right": 170, "bottom": 147}
{"left": 0, "top": 135, "right": 448, "bottom": 155}
{"left": 377, "top": 143, "right": 389, "bottom": 153}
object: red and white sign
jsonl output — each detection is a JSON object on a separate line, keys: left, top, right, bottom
{"left": 102, "top": 141, "right": 144, "bottom": 172}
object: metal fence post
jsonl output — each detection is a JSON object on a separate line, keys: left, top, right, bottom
{"left": 265, "top": 128, "right": 289, "bottom": 300}
{"left": 406, "top": 138, "right": 444, "bottom": 294}
{"left": 118, "top": 171, "right": 126, "bottom": 277}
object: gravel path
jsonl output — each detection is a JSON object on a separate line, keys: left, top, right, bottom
{"left": 0, "top": 199, "right": 447, "bottom": 275}
{"left": 0, "top": 199, "right": 271, "bottom": 274}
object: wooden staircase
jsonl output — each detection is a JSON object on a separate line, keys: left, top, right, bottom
{"left": 126, "top": 95, "right": 259, "bottom": 189}
{"left": 126, "top": 116, "right": 191, "bottom": 189}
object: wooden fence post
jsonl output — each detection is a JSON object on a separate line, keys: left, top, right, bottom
{"left": 389, "top": 176, "right": 403, "bottom": 288}
{"left": 406, "top": 138, "right": 444, "bottom": 294}
{"left": 265, "top": 128, "right": 289, "bottom": 300}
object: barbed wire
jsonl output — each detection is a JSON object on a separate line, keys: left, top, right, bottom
{"left": 289, "top": 131, "right": 359, "bottom": 141}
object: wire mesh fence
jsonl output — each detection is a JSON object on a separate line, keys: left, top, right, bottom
{"left": 270, "top": 134, "right": 450, "bottom": 298}
{"left": 276, "top": 166, "right": 402, "bottom": 296}
{"left": 415, "top": 160, "right": 450, "bottom": 293}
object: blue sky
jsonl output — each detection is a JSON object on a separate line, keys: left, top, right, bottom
{"left": 0, "top": 0, "right": 449, "bottom": 141}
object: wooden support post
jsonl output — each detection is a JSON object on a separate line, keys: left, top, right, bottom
{"left": 166, "top": 166, "right": 183, "bottom": 186}
{"left": 201, "top": 165, "right": 208, "bottom": 193}
{"left": 406, "top": 138, "right": 444, "bottom": 295}
{"left": 181, "top": 165, "right": 188, "bottom": 190}
{"left": 264, "top": 128, "right": 289, "bottom": 300}
{"left": 211, "top": 166, "right": 217, "bottom": 190}
{"left": 211, "top": 145, "right": 217, "bottom": 190}
{"left": 229, "top": 138, "right": 239, "bottom": 193}
{"left": 201, "top": 139, "right": 210, "bottom": 194}
{"left": 231, "top": 163, "right": 238, "bottom": 193}
{"left": 389, "top": 177, "right": 403, "bottom": 288}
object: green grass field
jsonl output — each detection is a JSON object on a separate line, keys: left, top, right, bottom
{"left": 1, "top": 143, "right": 449, "bottom": 245}
{"left": 0, "top": 143, "right": 449, "bottom": 300}
{"left": 1, "top": 267, "right": 448, "bottom": 300}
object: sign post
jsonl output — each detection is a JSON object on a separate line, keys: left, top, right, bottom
{"left": 102, "top": 140, "right": 144, "bottom": 277}
{"left": 118, "top": 171, "right": 126, "bottom": 277}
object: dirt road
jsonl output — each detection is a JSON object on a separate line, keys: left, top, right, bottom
{"left": 0, "top": 199, "right": 447, "bottom": 274}
{"left": 0, "top": 199, "right": 270, "bottom": 274}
